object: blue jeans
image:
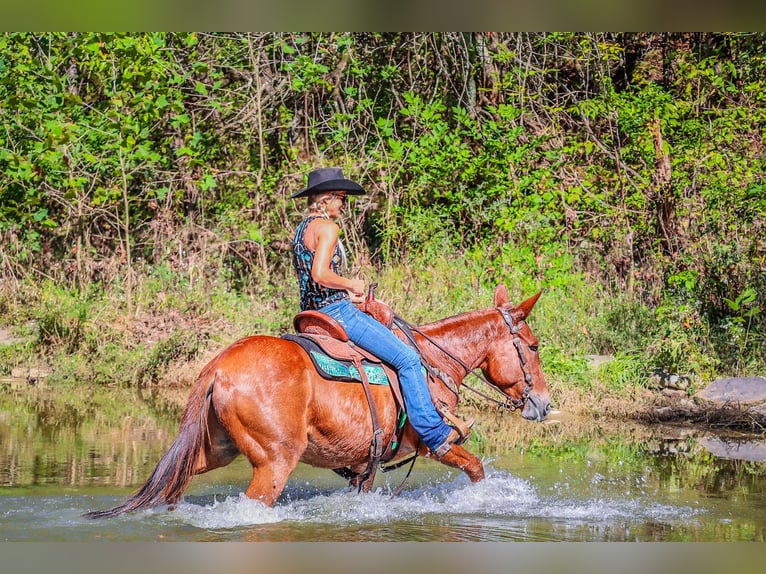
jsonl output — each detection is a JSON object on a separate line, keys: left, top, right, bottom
{"left": 320, "top": 298, "right": 452, "bottom": 451}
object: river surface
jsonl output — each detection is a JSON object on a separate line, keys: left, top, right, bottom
{"left": 1, "top": 380, "right": 765, "bottom": 541}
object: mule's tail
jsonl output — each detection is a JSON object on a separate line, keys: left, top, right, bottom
{"left": 84, "top": 372, "right": 216, "bottom": 519}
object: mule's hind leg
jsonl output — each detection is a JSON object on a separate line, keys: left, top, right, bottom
{"left": 218, "top": 409, "right": 307, "bottom": 506}
{"left": 194, "top": 406, "right": 241, "bottom": 474}
{"left": 208, "top": 340, "right": 313, "bottom": 506}
{"left": 243, "top": 458, "right": 300, "bottom": 506}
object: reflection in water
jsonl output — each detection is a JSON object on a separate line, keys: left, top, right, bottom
{"left": 1, "top": 382, "right": 765, "bottom": 541}
{"left": 0, "top": 383, "right": 180, "bottom": 488}
{"left": 698, "top": 435, "right": 766, "bottom": 462}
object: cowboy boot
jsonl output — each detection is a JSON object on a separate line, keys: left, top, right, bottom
{"left": 445, "top": 416, "right": 475, "bottom": 446}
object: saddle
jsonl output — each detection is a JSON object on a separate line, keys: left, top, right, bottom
{"left": 283, "top": 331, "right": 395, "bottom": 387}
{"left": 290, "top": 286, "right": 396, "bottom": 382}
{"left": 292, "top": 297, "right": 394, "bottom": 338}
{"left": 285, "top": 291, "right": 406, "bottom": 490}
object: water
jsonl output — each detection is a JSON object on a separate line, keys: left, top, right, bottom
{"left": 1, "top": 381, "right": 765, "bottom": 541}
{"left": 0, "top": 460, "right": 715, "bottom": 542}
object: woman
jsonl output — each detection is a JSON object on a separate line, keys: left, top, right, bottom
{"left": 290, "top": 167, "right": 472, "bottom": 458}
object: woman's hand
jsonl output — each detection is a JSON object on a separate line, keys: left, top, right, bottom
{"left": 348, "top": 292, "right": 365, "bottom": 304}
{"left": 347, "top": 278, "right": 365, "bottom": 299}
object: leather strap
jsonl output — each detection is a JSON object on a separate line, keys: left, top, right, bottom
{"left": 352, "top": 356, "right": 384, "bottom": 491}
{"left": 394, "top": 316, "right": 459, "bottom": 398}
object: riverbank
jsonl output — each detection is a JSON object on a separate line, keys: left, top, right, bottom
{"left": 1, "top": 260, "right": 764, "bottom": 442}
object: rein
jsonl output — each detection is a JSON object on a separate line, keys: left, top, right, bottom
{"left": 393, "top": 307, "right": 534, "bottom": 413}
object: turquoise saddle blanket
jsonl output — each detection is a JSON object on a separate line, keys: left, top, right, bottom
{"left": 282, "top": 334, "right": 391, "bottom": 386}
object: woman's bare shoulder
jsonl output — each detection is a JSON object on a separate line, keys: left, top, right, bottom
{"left": 309, "top": 217, "right": 339, "bottom": 235}
{"left": 305, "top": 217, "right": 338, "bottom": 248}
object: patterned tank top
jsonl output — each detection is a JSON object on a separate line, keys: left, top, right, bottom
{"left": 292, "top": 215, "right": 349, "bottom": 311}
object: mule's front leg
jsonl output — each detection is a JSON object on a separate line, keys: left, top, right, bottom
{"left": 431, "top": 445, "right": 485, "bottom": 482}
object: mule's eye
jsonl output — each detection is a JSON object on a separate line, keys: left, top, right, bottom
{"left": 528, "top": 345, "right": 538, "bottom": 353}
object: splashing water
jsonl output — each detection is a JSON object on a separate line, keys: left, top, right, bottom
{"left": 168, "top": 466, "right": 701, "bottom": 537}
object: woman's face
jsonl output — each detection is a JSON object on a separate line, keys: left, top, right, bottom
{"left": 324, "top": 191, "right": 347, "bottom": 218}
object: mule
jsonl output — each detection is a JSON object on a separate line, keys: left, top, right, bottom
{"left": 85, "top": 283, "right": 550, "bottom": 518}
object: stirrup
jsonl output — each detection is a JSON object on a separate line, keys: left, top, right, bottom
{"left": 448, "top": 418, "right": 475, "bottom": 445}
{"left": 437, "top": 405, "right": 474, "bottom": 445}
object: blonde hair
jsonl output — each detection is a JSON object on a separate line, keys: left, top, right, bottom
{"left": 307, "top": 192, "right": 334, "bottom": 213}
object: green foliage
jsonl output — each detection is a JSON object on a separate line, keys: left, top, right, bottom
{"left": 1, "top": 32, "right": 764, "bottom": 389}
{"left": 539, "top": 345, "right": 593, "bottom": 390}
{"left": 0, "top": 342, "right": 34, "bottom": 376}
{"left": 593, "top": 299, "right": 656, "bottom": 356}
{"left": 34, "top": 283, "right": 89, "bottom": 353}
{"left": 134, "top": 330, "right": 207, "bottom": 385}
{"left": 646, "top": 302, "right": 720, "bottom": 380}
{"left": 597, "top": 352, "right": 649, "bottom": 390}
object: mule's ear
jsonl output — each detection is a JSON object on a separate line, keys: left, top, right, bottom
{"left": 494, "top": 283, "right": 510, "bottom": 307}
{"left": 514, "top": 290, "right": 542, "bottom": 320}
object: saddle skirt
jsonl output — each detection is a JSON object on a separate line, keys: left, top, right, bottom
{"left": 282, "top": 333, "right": 393, "bottom": 386}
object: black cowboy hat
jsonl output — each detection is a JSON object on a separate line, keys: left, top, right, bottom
{"left": 290, "top": 167, "right": 366, "bottom": 198}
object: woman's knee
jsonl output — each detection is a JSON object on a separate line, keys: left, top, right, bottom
{"left": 395, "top": 346, "right": 421, "bottom": 371}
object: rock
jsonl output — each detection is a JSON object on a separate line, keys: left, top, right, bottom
{"left": 666, "top": 374, "right": 690, "bottom": 390}
{"left": 677, "top": 398, "right": 696, "bottom": 410}
{"left": 698, "top": 435, "right": 766, "bottom": 462}
{"left": 696, "top": 376, "right": 766, "bottom": 406}
{"left": 584, "top": 354, "right": 614, "bottom": 368}
{"left": 10, "top": 366, "right": 51, "bottom": 380}
{"left": 661, "top": 388, "right": 687, "bottom": 399}
{"left": 647, "top": 368, "right": 691, "bottom": 391}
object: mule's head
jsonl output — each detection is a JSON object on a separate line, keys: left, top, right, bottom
{"left": 481, "top": 284, "right": 551, "bottom": 422}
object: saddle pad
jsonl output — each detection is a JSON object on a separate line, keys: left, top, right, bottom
{"left": 283, "top": 334, "right": 390, "bottom": 386}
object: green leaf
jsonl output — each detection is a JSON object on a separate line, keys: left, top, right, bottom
{"left": 199, "top": 173, "right": 216, "bottom": 191}
{"left": 170, "top": 114, "right": 190, "bottom": 128}
{"left": 175, "top": 146, "right": 195, "bottom": 157}
{"left": 248, "top": 226, "right": 264, "bottom": 243}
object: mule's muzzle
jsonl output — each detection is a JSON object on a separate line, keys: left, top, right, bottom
{"left": 521, "top": 393, "right": 551, "bottom": 422}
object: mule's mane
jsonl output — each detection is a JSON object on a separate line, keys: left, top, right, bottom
{"left": 419, "top": 305, "right": 501, "bottom": 335}
{"left": 414, "top": 306, "right": 505, "bottom": 374}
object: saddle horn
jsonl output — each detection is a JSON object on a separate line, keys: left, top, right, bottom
{"left": 366, "top": 282, "right": 378, "bottom": 303}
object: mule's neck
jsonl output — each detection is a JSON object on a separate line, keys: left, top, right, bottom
{"left": 415, "top": 307, "right": 501, "bottom": 384}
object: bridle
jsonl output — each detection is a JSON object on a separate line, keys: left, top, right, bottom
{"left": 393, "top": 306, "right": 536, "bottom": 413}
{"left": 496, "top": 306, "right": 536, "bottom": 410}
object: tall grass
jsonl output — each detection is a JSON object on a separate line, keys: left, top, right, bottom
{"left": 1, "top": 246, "right": 762, "bottom": 408}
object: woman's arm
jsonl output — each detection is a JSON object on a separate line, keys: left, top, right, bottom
{"left": 310, "top": 219, "right": 365, "bottom": 297}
